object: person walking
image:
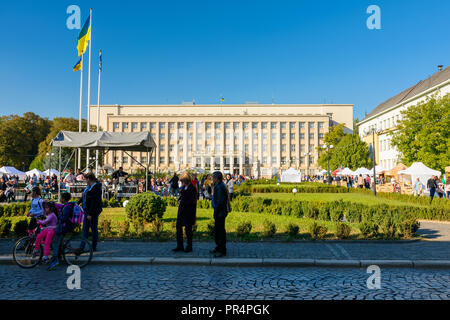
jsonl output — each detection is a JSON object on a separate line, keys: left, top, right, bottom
{"left": 357, "top": 174, "right": 364, "bottom": 189}
{"left": 445, "top": 178, "right": 450, "bottom": 199}
{"left": 211, "top": 171, "right": 229, "bottom": 258}
{"left": 427, "top": 175, "right": 437, "bottom": 202}
{"left": 413, "top": 178, "right": 424, "bottom": 197}
{"left": 173, "top": 173, "right": 197, "bottom": 253}
{"left": 169, "top": 173, "right": 179, "bottom": 197}
{"left": 79, "top": 173, "right": 103, "bottom": 252}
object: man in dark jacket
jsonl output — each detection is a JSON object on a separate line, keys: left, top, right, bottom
{"left": 427, "top": 175, "right": 437, "bottom": 202}
{"left": 211, "top": 171, "right": 228, "bottom": 257}
{"left": 79, "top": 173, "right": 103, "bottom": 251}
{"left": 169, "top": 173, "right": 179, "bottom": 196}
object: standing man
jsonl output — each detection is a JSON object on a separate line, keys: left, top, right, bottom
{"left": 226, "top": 174, "right": 234, "bottom": 201}
{"left": 169, "top": 173, "right": 179, "bottom": 197}
{"left": 211, "top": 171, "right": 229, "bottom": 258}
{"left": 427, "top": 175, "right": 437, "bottom": 202}
{"left": 79, "top": 173, "right": 103, "bottom": 252}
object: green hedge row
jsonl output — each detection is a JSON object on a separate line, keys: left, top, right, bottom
{"left": 235, "top": 184, "right": 355, "bottom": 195}
{"left": 0, "top": 203, "right": 31, "bottom": 218}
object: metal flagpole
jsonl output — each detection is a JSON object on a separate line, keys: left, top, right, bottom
{"left": 95, "top": 50, "right": 102, "bottom": 176}
{"left": 86, "top": 8, "right": 93, "bottom": 170}
{"left": 77, "top": 54, "right": 84, "bottom": 170}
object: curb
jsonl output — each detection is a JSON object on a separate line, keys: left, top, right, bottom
{"left": 2, "top": 256, "right": 450, "bottom": 268}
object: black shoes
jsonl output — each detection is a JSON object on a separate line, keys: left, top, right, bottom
{"left": 184, "top": 246, "right": 192, "bottom": 253}
{"left": 172, "top": 247, "right": 184, "bottom": 252}
{"left": 214, "top": 252, "right": 226, "bottom": 258}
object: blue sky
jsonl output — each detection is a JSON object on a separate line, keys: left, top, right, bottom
{"left": 0, "top": 0, "right": 449, "bottom": 121}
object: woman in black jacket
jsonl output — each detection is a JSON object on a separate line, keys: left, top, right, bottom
{"left": 173, "top": 173, "right": 197, "bottom": 253}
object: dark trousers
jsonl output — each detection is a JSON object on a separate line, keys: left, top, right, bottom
{"left": 81, "top": 214, "right": 99, "bottom": 250}
{"left": 176, "top": 223, "right": 192, "bottom": 249}
{"left": 214, "top": 216, "right": 226, "bottom": 254}
{"left": 28, "top": 217, "right": 38, "bottom": 233}
{"left": 429, "top": 188, "right": 436, "bottom": 201}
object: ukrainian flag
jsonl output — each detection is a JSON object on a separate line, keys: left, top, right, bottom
{"left": 77, "top": 15, "right": 91, "bottom": 57}
{"left": 220, "top": 97, "right": 225, "bottom": 102}
{"left": 73, "top": 58, "right": 82, "bottom": 72}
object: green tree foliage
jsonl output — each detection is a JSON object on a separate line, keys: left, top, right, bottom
{"left": 390, "top": 94, "right": 450, "bottom": 173}
{"left": 330, "top": 134, "right": 373, "bottom": 170}
{"left": 0, "top": 113, "right": 50, "bottom": 169}
{"left": 317, "top": 124, "right": 345, "bottom": 169}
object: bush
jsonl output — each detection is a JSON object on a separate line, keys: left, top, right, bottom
{"left": 0, "top": 206, "right": 3, "bottom": 218}
{"left": 99, "top": 219, "right": 112, "bottom": 238}
{"left": 165, "top": 197, "right": 178, "bottom": 207}
{"left": 335, "top": 222, "right": 351, "bottom": 239}
{"left": 13, "top": 219, "right": 29, "bottom": 237}
{"left": 309, "top": 222, "right": 327, "bottom": 240}
{"left": 102, "top": 199, "right": 109, "bottom": 208}
{"left": 398, "top": 219, "right": 420, "bottom": 238}
{"left": 151, "top": 217, "right": 164, "bottom": 238}
{"left": 236, "top": 221, "right": 252, "bottom": 238}
{"left": 379, "top": 216, "right": 397, "bottom": 239}
{"left": 262, "top": 220, "right": 277, "bottom": 238}
{"left": 286, "top": 223, "right": 299, "bottom": 238}
{"left": 109, "top": 198, "right": 119, "bottom": 208}
{"left": 117, "top": 220, "right": 130, "bottom": 238}
{"left": 359, "top": 221, "right": 378, "bottom": 238}
{"left": 206, "top": 220, "right": 215, "bottom": 237}
{"left": 170, "top": 221, "right": 177, "bottom": 237}
{"left": 132, "top": 220, "right": 145, "bottom": 237}
{"left": 126, "top": 192, "right": 167, "bottom": 223}
{"left": 0, "top": 219, "right": 12, "bottom": 237}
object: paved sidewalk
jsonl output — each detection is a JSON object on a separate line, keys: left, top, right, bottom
{"left": 1, "top": 238, "right": 450, "bottom": 268}
{"left": 418, "top": 220, "right": 450, "bottom": 241}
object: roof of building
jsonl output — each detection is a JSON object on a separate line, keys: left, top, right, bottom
{"left": 362, "top": 66, "right": 450, "bottom": 122}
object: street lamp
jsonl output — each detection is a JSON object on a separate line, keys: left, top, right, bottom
{"left": 46, "top": 152, "right": 55, "bottom": 170}
{"left": 364, "top": 128, "right": 379, "bottom": 196}
{"left": 322, "top": 144, "right": 333, "bottom": 184}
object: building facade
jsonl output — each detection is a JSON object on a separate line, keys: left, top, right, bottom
{"left": 358, "top": 66, "right": 450, "bottom": 170}
{"left": 89, "top": 103, "right": 353, "bottom": 177}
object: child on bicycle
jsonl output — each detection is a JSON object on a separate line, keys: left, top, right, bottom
{"left": 48, "top": 192, "right": 74, "bottom": 271}
{"left": 34, "top": 201, "right": 58, "bottom": 263}
{"left": 26, "top": 187, "right": 44, "bottom": 235}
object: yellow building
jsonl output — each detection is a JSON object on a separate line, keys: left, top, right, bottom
{"left": 89, "top": 103, "right": 353, "bottom": 177}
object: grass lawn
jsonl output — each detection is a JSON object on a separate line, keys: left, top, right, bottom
{"left": 250, "top": 192, "right": 425, "bottom": 207}
{"left": 96, "top": 207, "right": 361, "bottom": 240}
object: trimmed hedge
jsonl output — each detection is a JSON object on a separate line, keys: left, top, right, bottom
{"left": 126, "top": 192, "right": 166, "bottom": 223}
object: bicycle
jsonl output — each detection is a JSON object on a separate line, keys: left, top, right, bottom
{"left": 13, "top": 224, "right": 93, "bottom": 269}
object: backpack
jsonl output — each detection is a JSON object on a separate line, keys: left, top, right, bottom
{"left": 66, "top": 202, "right": 84, "bottom": 225}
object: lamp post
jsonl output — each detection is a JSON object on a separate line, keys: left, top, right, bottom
{"left": 365, "top": 128, "right": 379, "bottom": 196}
{"left": 46, "top": 152, "right": 55, "bottom": 171}
{"left": 322, "top": 144, "right": 333, "bottom": 184}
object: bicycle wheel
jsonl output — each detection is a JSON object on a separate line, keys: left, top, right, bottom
{"left": 63, "top": 236, "right": 93, "bottom": 268}
{"left": 13, "top": 236, "right": 42, "bottom": 268}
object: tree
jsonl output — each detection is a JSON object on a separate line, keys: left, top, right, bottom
{"left": 0, "top": 112, "right": 50, "bottom": 169}
{"left": 329, "top": 134, "right": 373, "bottom": 170}
{"left": 390, "top": 94, "right": 450, "bottom": 172}
{"left": 317, "top": 123, "right": 345, "bottom": 169}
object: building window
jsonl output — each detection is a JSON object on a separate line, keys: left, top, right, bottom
{"left": 299, "top": 122, "right": 305, "bottom": 129}
{"left": 225, "top": 133, "right": 230, "bottom": 140}
{"left": 233, "top": 122, "right": 239, "bottom": 129}
{"left": 215, "top": 122, "right": 221, "bottom": 129}
{"left": 169, "top": 133, "right": 174, "bottom": 140}
{"left": 300, "top": 145, "right": 305, "bottom": 153}
{"left": 169, "top": 157, "right": 174, "bottom": 164}
{"left": 271, "top": 122, "right": 276, "bottom": 129}
{"left": 122, "top": 122, "right": 129, "bottom": 130}
{"left": 281, "top": 144, "right": 286, "bottom": 152}
{"left": 319, "top": 133, "right": 324, "bottom": 139}
{"left": 309, "top": 133, "right": 314, "bottom": 139}
{"left": 262, "top": 157, "right": 267, "bottom": 164}
{"left": 261, "top": 122, "right": 267, "bottom": 129}
{"left": 271, "top": 133, "right": 277, "bottom": 140}
{"left": 262, "top": 132, "right": 268, "bottom": 140}
{"left": 290, "top": 145, "right": 295, "bottom": 152}
{"left": 280, "top": 122, "right": 286, "bottom": 129}
{"left": 309, "top": 157, "right": 314, "bottom": 165}
{"left": 141, "top": 122, "right": 147, "bottom": 130}
{"left": 205, "top": 133, "right": 211, "bottom": 140}
{"left": 290, "top": 133, "right": 295, "bottom": 140}
{"left": 131, "top": 122, "right": 138, "bottom": 130}
{"left": 262, "top": 144, "right": 267, "bottom": 152}
{"left": 113, "top": 122, "right": 119, "bottom": 129}
{"left": 252, "top": 122, "right": 258, "bottom": 129}
{"left": 160, "top": 157, "right": 165, "bottom": 163}
{"left": 178, "top": 123, "right": 184, "bottom": 129}
{"left": 244, "top": 144, "right": 249, "bottom": 152}
{"left": 206, "top": 122, "right": 211, "bottom": 129}
{"left": 281, "top": 156, "right": 286, "bottom": 164}
{"left": 244, "top": 132, "right": 249, "bottom": 140}
{"left": 281, "top": 133, "right": 286, "bottom": 140}
{"left": 224, "top": 122, "right": 230, "bottom": 129}
{"left": 151, "top": 133, "right": 156, "bottom": 140}
{"left": 122, "top": 157, "right": 128, "bottom": 164}
{"left": 160, "top": 133, "right": 165, "bottom": 140}
{"left": 169, "top": 122, "right": 174, "bottom": 129}
{"left": 271, "top": 156, "right": 276, "bottom": 163}
{"left": 159, "top": 145, "right": 165, "bottom": 151}
{"left": 308, "top": 122, "right": 315, "bottom": 129}
{"left": 150, "top": 122, "right": 156, "bottom": 129}
{"left": 169, "top": 145, "right": 174, "bottom": 152}
{"left": 187, "top": 122, "right": 193, "bottom": 129}
{"left": 318, "top": 122, "right": 324, "bottom": 129}
{"left": 253, "top": 133, "right": 258, "bottom": 139}
{"left": 290, "top": 122, "right": 295, "bottom": 129}
{"left": 300, "top": 133, "right": 305, "bottom": 139}
{"left": 159, "top": 123, "right": 165, "bottom": 129}
{"left": 141, "top": 156, "right": 147, "bottom": 163}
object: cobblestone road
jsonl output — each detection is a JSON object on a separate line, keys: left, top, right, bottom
{"left": 0, "top": 265, "right": 448, "bottom": 300}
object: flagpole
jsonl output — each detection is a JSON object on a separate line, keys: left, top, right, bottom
{"left": 95, "top": 51, "right": 102, "bottom": 176}
{"left": 77, "top": 54, "right": 84, "bottom": 170}
{"left": 86, "top": 8, "right": 93, "bottom": 171}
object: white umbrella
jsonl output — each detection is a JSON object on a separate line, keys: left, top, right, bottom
{"left": 0, "top": 166, "right": 26, "bottom": 180}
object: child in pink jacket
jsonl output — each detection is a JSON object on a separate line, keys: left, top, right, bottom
{"left": 34, "top": 201, "right": 58, "bottom": 263}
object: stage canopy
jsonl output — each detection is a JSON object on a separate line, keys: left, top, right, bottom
{"left": 281, "top": 168, "right": 302, "bottom": 183}
{"left": 50, "top": 131, "right": 156, "bottom": 152}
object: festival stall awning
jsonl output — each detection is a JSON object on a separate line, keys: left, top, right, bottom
{"left": 42, "top": 169, "right": 60, "bottom": 177}
{"left": 50, "top": 131, "right": 156, "bottom": 152}
{"left": 340, "top": 167, "right": 355, "bottom": 175}
{"left": 25, "top": 168, "right": 44, "bottom": 178}
{"left": 353, "top": 167, "right": 371, "bottom": 175}
{"left": 398, "top": 162, "right": 441, "bottom": 186}
{"left": 281, "top": 168, "right": 302, "bottom": 183}
{"left": 0, "top": 166, "right": 26, "bottom": 179}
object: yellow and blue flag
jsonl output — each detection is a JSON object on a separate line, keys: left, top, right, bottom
{"left": 73, "top": 58, "right": 82, "bottom": 72}
{"left": 220, "top": 96, "right": 225, "bottom": 102}
{"left": 77, "top": 15, "right": 91, "bottom": 57}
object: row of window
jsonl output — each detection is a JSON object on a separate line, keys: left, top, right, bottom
{"left": 367, "top": 114, "right": 401, "bottom": 132}
{"left": 147, "top": 132, "right": 323, "bottom": 141}
{"left": 113, "top": 156, "right": 315, "bottom": 166}
{"left": 158, "top": 143, "right": 315, "bottom": 153}
{"left": 113, "top": 121, "right": 326, "bottom": 130}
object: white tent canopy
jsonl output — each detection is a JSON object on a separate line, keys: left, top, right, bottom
{"left": 354, "top": 167, "right": 371, "bottom": 175}
{"left": 0, "top": 166, "right": 26, "bottom": 179}
{"left": 340, "top": 167, "right": 355, "bottom": 175}
{"left": 281, "top": 168, "right": 302, "bottom": 183}
{"left": 51, "top": 131, "right": 156, "bottom": 151}
{"left": 369, "top": 165, "right": 387, "bottom": 176}
{"left": 26, "top": 168, "right": 44, "bottom": 178}
{"left": 42, "top": 169, "right": 60, "bottom": 177}
{"left": 398, "top": 162, "right": 441, "bottom": 186}
{"left": 318, "top": 169, "right": 328, "bottom": 176}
